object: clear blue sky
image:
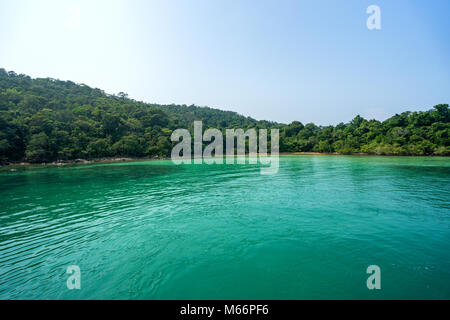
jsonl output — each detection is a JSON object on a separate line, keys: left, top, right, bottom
{"left": 1, "top": 0, "right": 449, "bottom": 125}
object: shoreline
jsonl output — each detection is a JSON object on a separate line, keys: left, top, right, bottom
{"left": 1, "top": 153, "right": 448, "bottom": 169}
{"left": 0, "top": 156, "right": 168, "bottom": 169}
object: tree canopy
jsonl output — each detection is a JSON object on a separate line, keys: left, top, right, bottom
{"left": 0, "top": 69, "right": 448, "bottom": 163}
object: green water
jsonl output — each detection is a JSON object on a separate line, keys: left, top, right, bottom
{"left": 0, "top": 156, "right": 449, "bottom": 300}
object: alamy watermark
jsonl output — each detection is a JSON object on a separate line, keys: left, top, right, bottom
{"left": 170, "top": 121, "right": 279, "bottom": 175}
{"left": 64, "top": 263, "right": 380, "bottom": 291}
{"left": 366, "top": 5, "right": 381, "bottom": 30}
{"left": 66, "top": 265, "right": 81, "bottom": 290}
{"left": 366, "top": 265, "right": 381, "bottom": 290}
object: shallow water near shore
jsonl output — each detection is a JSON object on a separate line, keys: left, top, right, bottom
{"left": 0, "top": 155, "right": 449, "bottom": 299}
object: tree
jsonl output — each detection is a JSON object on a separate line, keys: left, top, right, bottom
{"left": 112, "top": 135, "right": 143, "bottom": 157}
{"left": 0, "top": 69, "right": 448, "bottom": 162}
{"left": 87, "top": 138, "right": 112, "bottom": 158}
{"left": 25, "top": 133, "right": 51, "bottom": 162}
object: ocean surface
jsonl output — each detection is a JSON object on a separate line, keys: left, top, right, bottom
{"left": 0, "top": 156, "right": 449, "bottom": 299}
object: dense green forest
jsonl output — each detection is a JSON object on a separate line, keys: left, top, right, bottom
{"left": 0, "top": 69, "right": 448, "bottom": 164}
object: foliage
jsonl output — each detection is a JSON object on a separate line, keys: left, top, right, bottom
{"left": 0, "top": 69, "right": 448, "bottom": 163}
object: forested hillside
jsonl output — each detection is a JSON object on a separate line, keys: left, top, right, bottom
{"left": 0, "top": 69, "right": 448, "bottom": 163}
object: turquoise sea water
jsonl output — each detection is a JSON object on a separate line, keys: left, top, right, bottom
{"left": 0, "top": 156, "right": 449, "bottom": 300}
